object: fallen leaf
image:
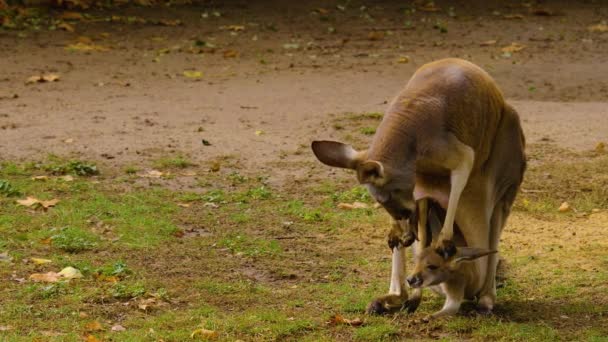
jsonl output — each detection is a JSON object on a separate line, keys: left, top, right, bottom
{"left": 111, "top": 324, "right": 126, "bottom": 332}
{"left": 177, "top": 203, "right": 191, "bottom": 208}
{"left": 64, "top": 138, "right": 74, "bottom": 143}
{"left": 85, "top": 321, "right": 103, "bottom": 332}
{"left": 480, "top": 39, "right": 497, "bottom": 46}
{"left": 77, "top": 35, "right": 93, "bottom": 44}
{"left": 138, "top": 297, "right": 157, "bottom": 311}
{"left": 139, "top": 170, "right": 164, "bottom": 178}
{"left": 180, "top": 171, "right": 197, "bottom": 176}
{"left": 558, "top": 202, "right": 571, "bottom": 213}
{"left": 418, "top": 1, "right": 441, "bottom": 12}
{"left": 588, "top": 23, "right": 608, "bottom": 33}
{"left": 282, "top": 43, "right": 300, "bottom": 50}
{"left": 314, "top": 8, "right": 329, "bottom": 15}
{"left": 65, "top": 42, "right": 109, "bottom": 52}
{"left": 255, "top": 130, "right": 264, "bottom": 136}
{"left": 58, "top": 266, "right": 83, "bottom": 279}
{"left": 503, "top": 14, "right": 524, "bottom": 20}
{"left": 326, "top": 314, "right": 364, "bottom": 327}
{"left": 337, "top": 202, "right": 369, "bottom": 210}
{"left": 501, "top": 42, "right": 526, "bottom": 53}
{"left": 32, "top": 176, "right": 49, "bottom": 181}
{"left": 85, "top": 335, "right": 101, "bottom": 342}
{"left": 25, "top": 74, "right": 60, "bottom": 84}
{"left": 367, "top": 31, "right": 384, "bottom": 41}
{"left": 209, "top": 162, "right": 221, "bottom": 172}
{"left": 183, "top": 70, "right": 203, "bottom": 78}
{"left": 204, "top": 202, "right": 219, "bottom": 208}
{"left": 531, "top": 8, "right": 555, "bottom": 16}
{"left": 0, "top": 325, "right": 12, "bottom": 331}
{"left": 29, "top": 271, "right": 61, "bottom": 282}
{"left": 190, "top": 328, "right": 218, "bottom": 340}
{"left": 57, "top": 22, "right": 75, "bottom": 32}
{"left": 0, "top": 252, "right": 12, "bottom": 262}
{"left": 17, "top": 197, "right": 40, "bottom": 207}
{"left": 60, "top": 175, "right": 75, "bottom": 182}
{"left": 155, "top": 19, "right": 182, "bottom": 26}
{"left": 31, "top": 258, "right": 52, "bottom": 265}
{"left": 59, "top": 11, "right": 84, "bottom": 20}
{"left": 40, "top": 199, "right": 60, "bottom": 209}
{"left": 397, "top": 56, "right": 410, "bottom": 63}
{"left": 225, "top": 25, "right": 245, "bottom": 31}
{"left": 223, "top": 49, "right": 238, "bottom": 58}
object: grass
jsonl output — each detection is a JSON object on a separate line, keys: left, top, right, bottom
{"left": 153, "top": 155, "right": 195, "bottom": 169}
{"left": 0, "top": 144, "right": 607, "bottom": 340}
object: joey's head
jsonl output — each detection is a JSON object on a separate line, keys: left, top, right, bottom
{"left": 311, "top": 140, "right": 415, "bottom": 221}
{"left": 406, "top": 243, "right": 496, "bottom": 289}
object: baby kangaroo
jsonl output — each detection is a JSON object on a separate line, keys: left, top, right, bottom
{"left": 407, "top": 203, "right": 496, "bottom": 318}
{"left": 408, "top": 242, "right": 496, "bottom": 319}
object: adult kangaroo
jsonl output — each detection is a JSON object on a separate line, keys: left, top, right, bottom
{"left": 311, "top": 58, "right": 526, "bottom": 315}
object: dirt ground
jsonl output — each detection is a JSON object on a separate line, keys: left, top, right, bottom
{"left": 1, "top": 0, "right": 608, "bottom": 340}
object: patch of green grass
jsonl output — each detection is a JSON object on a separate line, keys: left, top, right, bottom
{"left": 217, "top": 233, "right": 282, "bottom": 257}
{"left": 123, "top": 165, "right": 139, "bottom": 174}
{"left": 0, "top": 179, "right": 21, "bottom": 197}
{"left": 283, "top": 200, "right": 327, "bottom": 222}
{"left": 359, "top": 127, "right": 376, "bottom": 135}
{"left": 37, "top": 156, "right": 99, "bottom": 176}
{"left": 233, "top": 186, "right": 272, "bottom": 202}
{"left": 95, "top": 261, "right": 132, "bottom": 278}
{"left": 474, "top": 321, "right": 558, "bottom": 341}
{"left": 346, "top": 112, "right": 383, "bottom": 121}
{"left": 110, "top": 282, "right": 146, "bottom": 300}
{"left": 50, "top": 227, "right": 99, "bottom": 253}
{"left": 202, "top": 189, "right": 226, "bottom": 203}
{"left": 354, "top": 320, "right": 398, "bottom": 341}
{"left": 331, "top": 186, "right": 372, "bottom": 203}
{"left": 154, "top": 155, "right": 194, "bottom": 169}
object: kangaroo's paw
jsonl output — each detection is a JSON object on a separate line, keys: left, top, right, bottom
{"left": 387, "top": 230, "right": 416, "bottom": 249}
{"left": 366, "top": 294, "right": 406, "bottom": 315}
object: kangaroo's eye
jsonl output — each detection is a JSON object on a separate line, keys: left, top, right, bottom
{"left": 427, "top": 265, "right": 439, "bottom": 271}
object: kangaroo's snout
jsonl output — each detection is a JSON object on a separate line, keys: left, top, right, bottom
{"left": 407, "top": 274, "right": 422, "bottom": 288}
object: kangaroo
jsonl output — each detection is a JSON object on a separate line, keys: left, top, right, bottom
{"left": 311, "top": 58, "right": 526, "bottom": 315}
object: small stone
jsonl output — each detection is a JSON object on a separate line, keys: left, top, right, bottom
{"left": 282, "top": 221, "right": 294, "bottom": 228}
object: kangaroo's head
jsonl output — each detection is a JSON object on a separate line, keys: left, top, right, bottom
{"left": 406, "top": 243, "right": 496, "bottom": 288}
{"left": 311, "top": 140, "right": 415, "bottom": 221}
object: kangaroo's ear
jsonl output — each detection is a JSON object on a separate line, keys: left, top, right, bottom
{"left": 357, "top": 160, "right": 387, "bottom": 185}
{"left": 311, "top": 140, "right": 365, "bottom": 170}
{"left": 450, "top": 247, "right": 497, "bottom": 266}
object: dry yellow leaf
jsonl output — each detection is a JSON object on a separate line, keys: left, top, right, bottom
{"left": 65, "top": 42, "right": 109, "bottom": 52}
{"left": 17, "top": 197, "right": 41, "bottom": 207}
{"left": 139, "top": 170, "right": 164, "bottom": 178}
{"left": 58, "top": 266, "right": 83, "bottom": 279}
{"left": 588, "top": 23, "right": 608, "bottom": 33}
{"left": 190, "top": 328, "right": 218, "bottom": 340}
{"left": 31, "top": 258, "right": 52, "bottom": 265}
{"left": 59, "top": 11, "right": 84, "bottom": 20}
{"left": 501, "top": 42, "right": 525, "bottom": 53}
{"left": 480, "top": 40, "right": 497, "bottom": 46}
{"left": 29, "top": 271, "right": 61, "bottom": 282}
{"left": 57, "top": 22, "right": 75, "bottom": 32}
{"left": 85, "top": 335, "right": 101, "bottom": 342}
{"left": 223, "top": 49, "right": 238, "bottom": 58}
{"left": 32, "top": 176, "right": 49, "bottom": 181}
{"left": 558, "top": 202, "right": 571, "bottom": 212}
{"left": 226, "top": 25, "right": 245, "bottom": 31}
{"left": 26, "top": 74, "right": 60, "bottom": 84}
{"left": 177, "top": 203, "right": 191, "bottom": 208}
{"left": 183, "top": 70, "right": 203, "bottom": 78}
{"left": 85, "top": 320, "right": 103, "bottom": 332}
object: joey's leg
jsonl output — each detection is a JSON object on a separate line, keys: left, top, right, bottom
{"left": 437, "top": 148, "right": 474, "bottom": 245}
{"left": 425, "top": 284, "right": 465, "bottom": 320}
{"left": 417, "top": 199, "right": 428, "bottom": 247}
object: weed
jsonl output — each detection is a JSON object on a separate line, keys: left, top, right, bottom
{"left": 124, "top": 165, "right": 139, "bottom": 174}
{"left": 359, "top": 127, "right": 376, "bottom": 135}
{"left": 0, "top": 179, "right": 20, "bottom": 197}
{"left": 110, "top": 282, "right": 146, "bottom": 300}
{"left": 217, "top": 234, "right": 282, "bottom": 257}
{"left": 51, "top": 227, "right": 98, "bottom": 253}
{"left": 95, "top": 261, "right": 132, "bottom": 278}
{"left": 202, "top": 189, "right": 226, "bottom": 203}
{"left": 40, "top": 157, "right": 99, "bottom": 176}
{"left": 154, "top": 155, "right": 194, "bottom": 169}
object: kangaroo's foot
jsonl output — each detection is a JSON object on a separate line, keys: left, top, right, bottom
{"left": 366, "top": 293, "right": 421, "bottom": 315}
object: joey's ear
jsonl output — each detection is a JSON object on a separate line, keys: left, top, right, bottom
{"left": 311, "top": 140, "right": 365, "bottom": 170}
{"left": 450, "top": 247, "right": 497, "bottom": 265}
{"left": 357, "top": 160, "right": 387, "bottom": 185}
